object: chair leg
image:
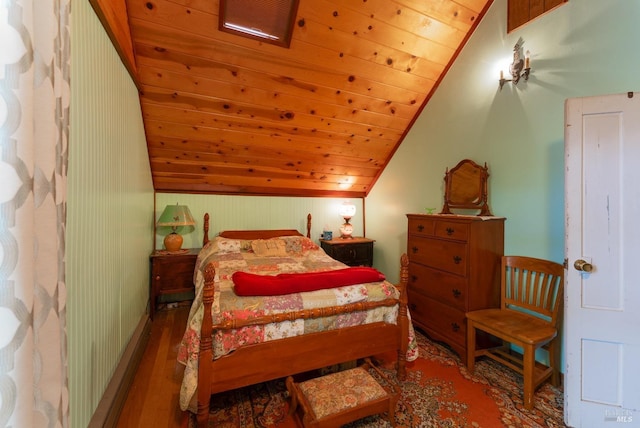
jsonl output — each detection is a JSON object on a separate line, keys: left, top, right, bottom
{"left": 466, "top": 320, "right": 477, "bottom": 373}
{"left": 522, "top": 344, "right": 535, "bottom": 410}
{"left": 548, "top": 339, "right": 560, "bottom": 387}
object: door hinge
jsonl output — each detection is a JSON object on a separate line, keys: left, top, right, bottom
{"left": 563, "top": 258, "right": 568, "bottom": 269}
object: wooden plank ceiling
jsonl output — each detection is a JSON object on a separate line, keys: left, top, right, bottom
{"left": 93, "top": 0, "right": 492, "bottom": 197}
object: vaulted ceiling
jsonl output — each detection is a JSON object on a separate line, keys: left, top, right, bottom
{"left": 90, "top": 0, "right": 492, "bottom": 197}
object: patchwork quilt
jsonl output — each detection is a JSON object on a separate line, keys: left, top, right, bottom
{"left": 177, "top": 235, "right": 418, "bottom": 411}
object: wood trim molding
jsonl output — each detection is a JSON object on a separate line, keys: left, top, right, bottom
{"left": 88, "top": 314, "right": 152, "bottom": 428}
{"left": 507, "top": 0, "right": 568, "bottom": 33}
{"left": 88, "top": 0, "right": 138, "bottom": 84}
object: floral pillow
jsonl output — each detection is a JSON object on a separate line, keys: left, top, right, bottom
{"left": 280, "top": 236, "right": 319, "bottom": 254}
{"left": 214, "top": 237, "right": 248, "bottom": 254}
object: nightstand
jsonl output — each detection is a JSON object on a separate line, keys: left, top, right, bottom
{"left": 149, "top": 248, "right": 199, "bottom": 319}
{"left": 320, "top": 237, "right": 375, "bottom": 267}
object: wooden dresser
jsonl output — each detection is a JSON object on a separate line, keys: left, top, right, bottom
{"left": 406, "top": 214, "right": 505, "bottom": 357}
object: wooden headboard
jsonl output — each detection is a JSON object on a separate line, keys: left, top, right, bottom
{"left": 202, "top": 213, "right": 312, "bottom": 246}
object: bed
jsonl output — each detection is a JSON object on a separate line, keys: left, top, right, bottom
{"left": 177, "top": 213, "right": 417, "bottom": 427}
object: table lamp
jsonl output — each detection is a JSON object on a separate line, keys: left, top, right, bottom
{"left": 338, "top": 201, "right": 356, "bottom": 239}
{"left": 156, "top": 204, "right": 196, "bottom": 252}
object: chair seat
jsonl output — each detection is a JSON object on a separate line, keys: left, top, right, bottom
{"left": 466, "top": 309, "right": 557, "bottom": 346}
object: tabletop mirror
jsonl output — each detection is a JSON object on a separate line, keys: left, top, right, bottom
{"left": 440, "top": 159, "right": 492, "bottom": 216}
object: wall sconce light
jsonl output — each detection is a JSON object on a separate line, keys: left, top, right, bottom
{"left": 499, "top": 39, "right": 531, "bottom": 90}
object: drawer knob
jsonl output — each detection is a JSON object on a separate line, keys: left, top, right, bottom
{"left": 446, "top": 227, "right": 454, "bottom": 235}
{"left": 155, "top": 275, "right": 161, "bottom": 281}
{"left": 453, "top": 255, "right": 462, "bottom": 264}
{"left": 410, "top": 275, "right": 418, "bottom": 283}
{"left": 417, "top": 224, "right": 424, "bottom": 232}
{"left": 451, "top": 322, "right": 460, "bottom": 332}
{"left": 409, "top": 303, "right": 417, "bottom": 311}
{"left": 412, "top": 246, "right": 419, "bottom": 254}
{"left": 452, "top": 289, "right": 461, "bottom": 298}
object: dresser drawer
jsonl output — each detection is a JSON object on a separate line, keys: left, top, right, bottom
{"left": 434, "top": 221, "right": 469, "bottom": 241}
{"left": 407, "top": 236, "right": 467, "bottom": 276}
{"left": 407, "top": 216, "right": 436, "bottom": 237}
{"left": 408, "top": 262, "right": 466, "bottom": 311}
{"left": 408, "top": 293, "right": 466, "bottom": 350}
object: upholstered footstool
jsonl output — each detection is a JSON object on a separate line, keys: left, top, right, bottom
{"left": 286, "top": 358, "right": 398, "bottom": 427}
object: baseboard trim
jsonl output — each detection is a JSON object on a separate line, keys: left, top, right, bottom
{"left": 88, "top": 314, "right": 152, "bottom": 428}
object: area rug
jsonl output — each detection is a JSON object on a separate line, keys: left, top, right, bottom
{"left": 186, "top": 331, "right": 566, "bottom": 427}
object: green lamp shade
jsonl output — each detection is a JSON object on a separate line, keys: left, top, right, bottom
{"left": 157, "top": 204, "right": 196, "bottom": 227}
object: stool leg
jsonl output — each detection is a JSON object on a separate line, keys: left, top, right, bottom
{"left": 388, "top": 396, "right": 397, "bottom": 427}
{"left": 285, "top": 377, "right": 298, "bottom": 416}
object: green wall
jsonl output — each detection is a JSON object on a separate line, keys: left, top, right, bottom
{"left": 67, "top": 1, "right": 154, "bottom": 425}
{"left": 155, "top": 193, "right": 365, "bottom": 250}
{"left": 367, "top": 0, "right": 640, "bottom": 283}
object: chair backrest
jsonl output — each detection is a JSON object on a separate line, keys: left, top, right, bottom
{"left": 501, "top": 256, "right": 565, "bottom": 327}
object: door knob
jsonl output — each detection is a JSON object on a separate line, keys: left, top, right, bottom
{"left": 574, "top": 259, "right": 593, "bottom": 272}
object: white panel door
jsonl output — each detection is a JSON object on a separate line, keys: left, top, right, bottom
{"left": 565, "top": 93, "right": 640, "bottom": 427}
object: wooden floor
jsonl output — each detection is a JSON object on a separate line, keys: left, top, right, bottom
{"left": 117, "top": 305, "right": 190, "bottom": 428}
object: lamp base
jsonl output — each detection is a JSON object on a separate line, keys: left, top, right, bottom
{"left": 339, "top": 221, "right": 354, "bottom": 239}
{"left": 164, "top": 232, "right": 183, "bottom": 252}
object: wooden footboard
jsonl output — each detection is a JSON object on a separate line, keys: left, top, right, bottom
{"left": 195, "top": 254, "right": 410, "bottom": 427}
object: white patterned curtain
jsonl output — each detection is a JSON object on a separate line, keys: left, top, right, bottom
{"left": 0, "top": 0, "right": 70, "bottom": 427}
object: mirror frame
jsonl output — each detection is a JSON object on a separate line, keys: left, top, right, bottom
{"left": 440, "top": 159, "right": 492, "bottom": 216}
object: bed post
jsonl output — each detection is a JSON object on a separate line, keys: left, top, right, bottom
{"left": 306, "top": 213, "right": 312, "bottom": 238}
{"left": 202, "top": 213, "right": 210, "bottom": 246}
{"left": 397, "top": 253, "right": 409, "bottom": 380}
{"left": 196, "top": 263, "right": 215, "bottom": 427}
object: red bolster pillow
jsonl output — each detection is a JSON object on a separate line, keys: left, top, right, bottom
{"left": 232, "top": 267, "right": 385, "bottom": 296}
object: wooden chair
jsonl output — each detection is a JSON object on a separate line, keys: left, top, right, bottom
{"left": 466, "top": 256, "right": 564, "bottom": 410}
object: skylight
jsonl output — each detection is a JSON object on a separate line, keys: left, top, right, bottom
{"left": 222, "top": 23, "right": 280, "bottom": 41}
{"left": 219, "top": 0, "right": 300, "bottom": 48}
